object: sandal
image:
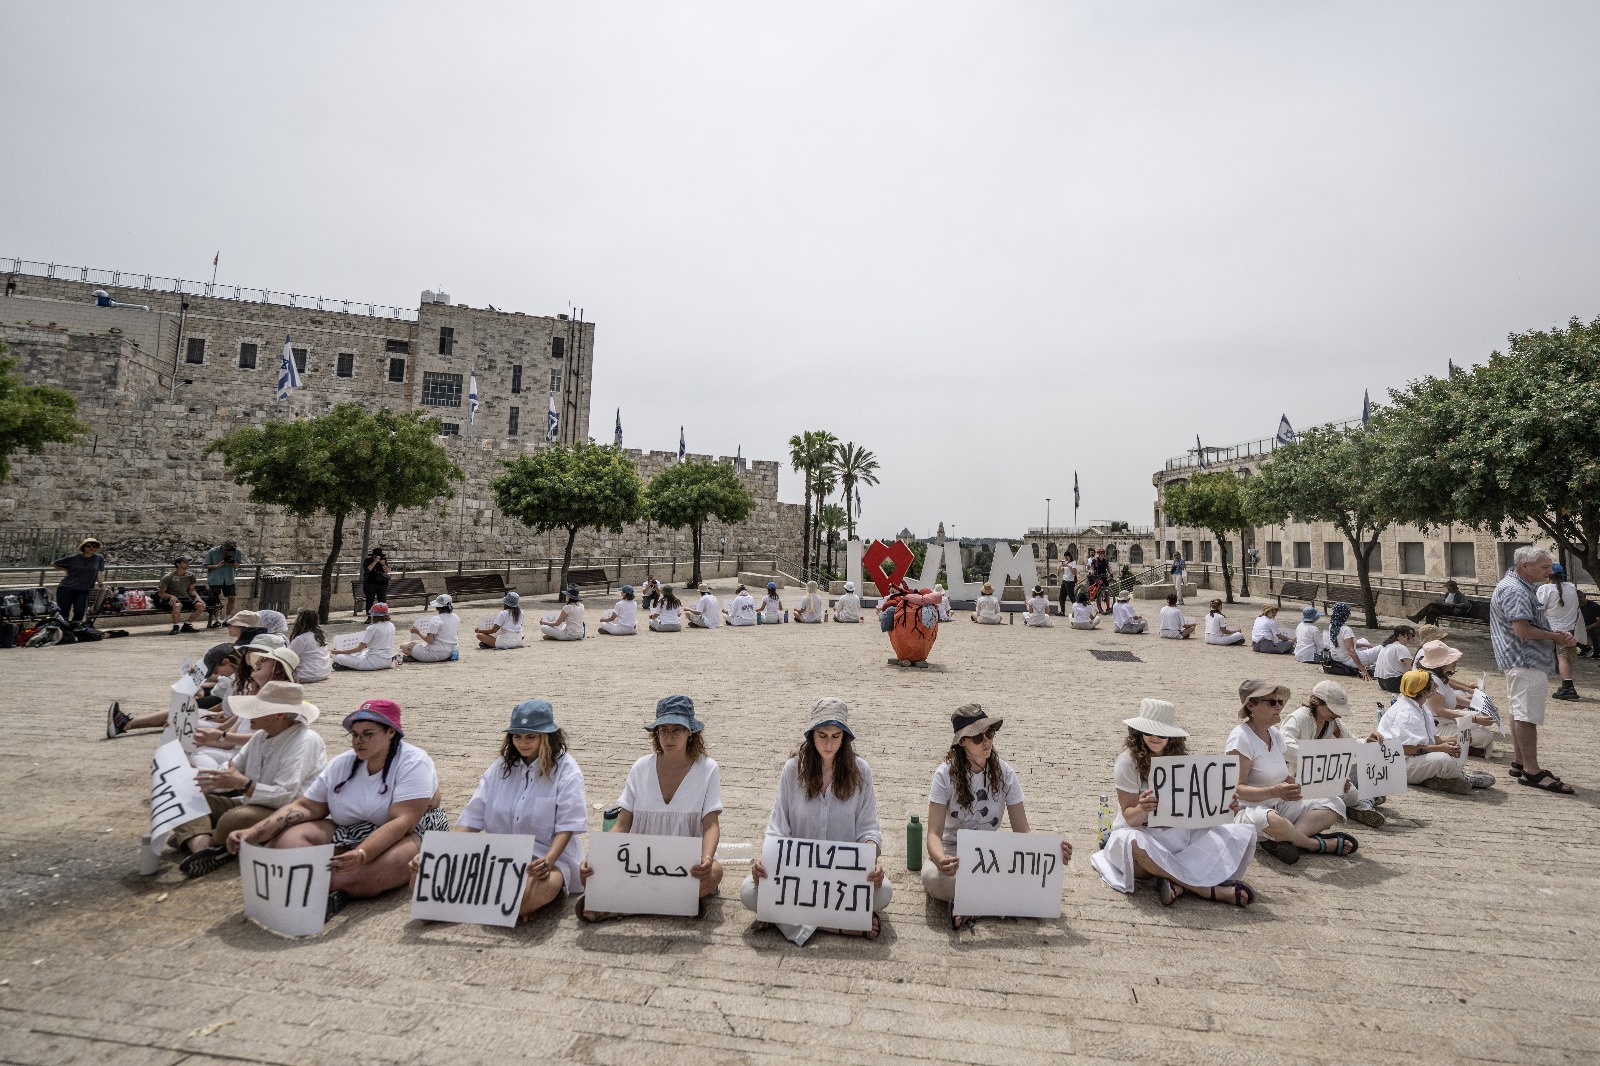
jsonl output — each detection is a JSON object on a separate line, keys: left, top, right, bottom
{"left": 1510, "top": 762, "right": 1526, "bottom": 780}
{"left": 1312, "top": 832, "right": 1359, "bottom": 856}
{"left": 950, "top": 912, "right": 975, "bottom": 930}
{"left": 839, "top": 914, "right": 881, "bottom": 940}
{"left": 574, "top": 896, "right": 623, "bottom": 923}
{"left": 1206, "top": 880, "right": 1254, "bottom": 907}
{"left": 1260, "top": 840, "right": 1300, "bottom": 865}
{"left": 1518, "top": 769, "right": 1576, "bottom": 794}
{"left": 1157, "top": 878, "right": 1183, "bottom": 907}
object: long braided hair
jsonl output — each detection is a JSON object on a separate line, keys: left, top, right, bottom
{"left": 334, "top": 727, "right": 401, "bottom": 796}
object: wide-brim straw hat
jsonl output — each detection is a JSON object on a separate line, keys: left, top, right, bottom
{"left": 227, "top": 680, "right": 319, "bottom": 724}
{"left": 1122, "top": 698, "right": 1188, "bottom": 738}
{"left": 1416, "top": 639, "right": 1462, "bottom": 670}
{"left": 951, "top": 703, "right": 1003, "bottom": 740}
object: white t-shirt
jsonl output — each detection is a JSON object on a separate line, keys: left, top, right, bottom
{"left": 797, "top": 592, "right": 823, "bottom": 622}
{"left": 1158, "top": 605, "right": 1187, "bottom": 636}
{"left": 288, "top": 632, "right": 332, "bottom": 683}
{"left": 1070, "top": 602, "right": 1095, "bottom": 622}
{"left": 693, "top": 593, "right": 721, "bottom": 627}
{"left": 1538, "top": 582, "right": 1582, "bottom": 634}
{"left": 760, "top": 593, "right": 784, "bottom": 617}
{"left": 834, "top": 593, "right": 861, "bottom": 622}
{"left": 353, "top": 620, "right": 395, "bottom": 659}
{"left": 618, "top": 754, "right": 723, "bottom": 838}
{"left": 1205, "top": 613, "right": 1232, "bottom": 641}
{"left": 555, "top": 602, "right": 585, "bottom": 637}
{"left": 609, "top": 599, "right": 638, "bottom": 628}
{"left": 1225, "top": 723, "right": 1289, "bottom": 791}
{"left": 974, "top": 595, "right": 1003, "bottom": 622}
{"left": 414, "top": 612, "right": 461, "bottom": 649}
{"left": 654, "top": 604, "right": 682, "bottom": 625}
{"left": 1113, "top": 602, "right": 1140, "bottom": 627}
{"left": 1374, "top": 641, "right": 1413, "bottom": 679}
{"left": 1065, "top": 561, "right": 1079, "bottom": 583}
{"left": 491, "top": 609, "right": 523, "bottom": 636}
{"left": 1025, "top": 595, "right": 1051, "bottom": 618}
{"left": 304, "top": 740, "right": 439, "bottom": 827}
{"left": 726, "top": 594, "right": 756, "bottom": 625}
{"left": 1329, "top": 624, "right": 1359, "bottom": 667}
{"left": 927, "top": 758, "right": 1024, "bottom": 849}
{"left": 1110, "top": 749, "right": 1149, "bottom": 829}
{"left": 1250, "top": 616, "right": 1286, "bottom": 643}
{"left": 1294, "top": 622, "right": 1327, "bottom": 662}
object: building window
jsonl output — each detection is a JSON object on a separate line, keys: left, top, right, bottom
{"left": 1497, "top": 542, "right": 1531, "bottom": 574}
{"left": 336, "top": 353, "right": 355, "bottom": 378}
{"left": 387, "top": 358, "right": 406, "bottom": 383}
{"left": 511, "top": 364, "right": 522, "bottom": 394}
{"left": 549, "top": 368, "right": 562, "bottom": 393}
{"left": 1181, "top": 540, "right": 1193, "bottom": 560}
{"left": 1108, "top": 545, "right": 1120, "bottom": 562}
{"left": 1266, "top": 541, "right": 1283, "bottom": 567}
{"left": 238, "top": 342, "right": 258, "bottom": 369}
{"left": 1199, "top": 541, "right": 1212, "bottom": 563}
{"left": 508, "top": 406, "right": 520, "bottom": 436}
{"left": 1368, "top": 545, "right": 1382, "bottom": 573}
{"left": 1448, "top": 543, "right": 1477, "bottom": 578}
{"left": 185, "top": 337, "right": 205, "bottom": 364}
{"left": 421, "top": 371, "right": 463, "bottom": 407}
{"left": 1164, "top": 541, "right": 1174, "bottom": 558}
{"left": 1325, "top": 542, "right": 1345, "bottom": 571}
{"left": 1129, "top": 544, "right": 1144, "bottom": 565}
{"left": 552, "top": 336, "right": 564, "bottom": 359}
{"left": 438, "top": 327, "right": 454, "bottom": 356}
{"left": 385, "top": 339, "right": 410, "bottom": 354}
{"left": 438, "top": 422, "right": 460, "bottom": 437}
{"left": 1399, "top": 542, "right": 1425, "bottom": 575}
{"left": 293, "top": 347, "right": 308, "bottom": 373}
{"left": 1293, "top": 541, "right": 1311, "bottom": 568}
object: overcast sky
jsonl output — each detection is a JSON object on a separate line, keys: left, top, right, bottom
{"left": 6, "top": 2, "right": 1598, "bottom": 540}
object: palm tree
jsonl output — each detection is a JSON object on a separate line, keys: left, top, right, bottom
{"left": 834, "top": 441, "right": 879, "bottom": 542}
{"left": 812, "top": 463, "right": 838, "bottom": 577}
{"left": 818, "top": 504, "right": 846, "bottom": 575}
{"left": 788, "top": 430, "right": 836, "bottom": 578}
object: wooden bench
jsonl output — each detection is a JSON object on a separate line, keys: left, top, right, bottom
{"left": 1276, "top": 580, "right": 1320, "bottom": 608}
{"left": 349, "top": 575, "right": 430, "bottom": 615}
{"left": 94, "top": 585, "right": 226, "bottom": 627}
{"left": 444, "top": 572, "right": 510, "bottom": 604}
{"left": 564, "top": 567, "right": 614, "bottom": 595}
{"left": 1439, "top": 599, "right": 1493, "bottom": 630}
{"left": 1320, "top": 583, "right": 1367, "bottom": 611}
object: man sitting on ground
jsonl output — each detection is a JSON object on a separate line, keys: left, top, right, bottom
{"left": 1158, "top": 594, "right": 1195, "bottom": 639}
{"left": 157, "top": 558, "right": 206, "bottom": 634}
{"left": 686, "top": 583, "right": 721, "bottom": 628}
{"left": 833, "top": 581, "right": 863, "bottom": 623}
{"left": 1111, "top": 591, "right": 1148, "bottom": 634}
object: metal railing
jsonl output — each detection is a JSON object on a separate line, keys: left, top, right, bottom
{"left": 1026, "top": 524, "right": 1154, "bottom": 537}
{"left": 5, "top": 256, "right": 417, "bottom": 322}
{"left": 1162, "top": 418, "right": 1364, "bottom": 472}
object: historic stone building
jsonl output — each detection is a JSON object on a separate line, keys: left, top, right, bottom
{"left": 1, "top": 256, "right": 802, "bottom": 567}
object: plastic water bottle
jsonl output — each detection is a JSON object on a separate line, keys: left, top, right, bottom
{"left": 1097, "top": 795, "right": 1113, "bottom": 850}
{"left": 906, "top": 815, "right": 923, "bottom": 871}
{"left": 602, "top": 805, "right": 621, "bottom": 832}
{"left": 449, "top": 646, "right": 459, "bottom": 662}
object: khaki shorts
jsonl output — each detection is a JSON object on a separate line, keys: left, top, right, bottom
{"left": 1505, "top": 667, "right": 1548, "bottom": 726}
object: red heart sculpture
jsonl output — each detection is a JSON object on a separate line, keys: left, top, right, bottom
{"left": 862, "top": 539, "right": 916, "bottom": 597}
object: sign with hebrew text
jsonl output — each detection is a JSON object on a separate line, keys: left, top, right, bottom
{"left": 756, "top": 836, "right": 874, "bottom": 931}
{"left": 1294, "top": 739, "right": 1361, "bottom": 801}
{"left": 583, "top": 833, "right": 702, "bottom": 917}
{"left": 150, "top": 738, "right": 209, "bottom": 837}
{"left": 951, "top": 830, "right": 1064, "bottom": 919}
{"left": 239, "top": 841, "right": 333, "bottom": 937}
{"left": 410, "top": 831, "right": 537, "bottom": 926}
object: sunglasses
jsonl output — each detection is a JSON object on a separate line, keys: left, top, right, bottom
{"left": 963, "top": 725, "right": 1001, "bottom": 741}
{"left": 1252, "top": 697, "right": 1285, "bottom": 708}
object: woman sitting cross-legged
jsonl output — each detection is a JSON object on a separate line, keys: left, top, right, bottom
{"left": 401, "top": 595, "right": 460, "bottom": 663}
{"left": 1250, "top": 605, "right": 1295, "bottom": 654}
{"left": 1069, "top": 591, "right": 1101, "bottom": 630}
{"left": 922, "top": 705, "right": 1073, "bottom": 929}
{"left": 577, "top": 696, "right": 724, "bottom": 920}
{"left": 476, "top": 592, "right": 526, "bottom": 649}
{"left": 649, "top": 586, "right": 684, "bottom": 632}
{"left": 331, "top": 601, "right": 396, "bottom": 670}
{"left": 1371, "top": 625, "right": 1417, "bottom": 693}
{"left": 598, "top": 585, "right": 639, "bottom": 635}
{"left": 1089, "top": 698, "right": 1256, "bottom": 906}
{"left": 287, "top": 608, "right": 333, "bottom": 683}
{"left": 971, "top": 583, "right": 1003, "bottom": 624}
{"left": 412, "top": 699, "right": 587, "bottom": 922}
{"left": 1023, "top": 585, "right": 1054, "bottom": 627}
{"left": 1205, "top": 600, "right": 1245, "bottom": 646}
{"left": 1228, "top": 679, "right": 1357, "bottom": 864}
{"left": 743, "top": 698, "right": 889, "bottom": 942}
{"left": 1378, "top": 670, "right": 1496, "bottom": 793}
{"left": 1280, "top": 680, "right": 1386, "bottom": 828}
{"left": 227, "top": 698, "right": 449, "bottom": 920}
{"left": 541, "top": 588, "right": 587, "bottom": 640}
{"left": 795, "top": 581, "right": 825, "bottom": 623}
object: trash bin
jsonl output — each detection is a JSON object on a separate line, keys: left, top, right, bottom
{"left": 257, "top": 575, "right": 294, "bottom": 615}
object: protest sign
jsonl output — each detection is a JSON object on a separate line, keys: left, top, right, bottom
{"left": 1294, "top": 739, "right": 1361, "bottom": 801}
{"left": 239, "top": 841, "right": 333, "bottom": 937}
{"left": 1356, "top": 740, "right": 1408, "bottom": 799}
{"left": 584, "top": 833, "right": 702, "bottom": 917}
{"left": 410, "top": 831, "right": 537, "bottom": 926}
{"left": 1146, "top": 754, "right": 1239, "bottom": 828}
{"left": 755, "top": 836, "right": 874, "bottom": 932}
{"left": 951, "top": 830, "right": 1064, "bottom": 919}
{"left": 150, "top": 738, "right": 209, "bottom": 837}
{"left": 1469, "top": 685, "right": 1503, "bottom": 733}
{"left": 168, "top": 676, "right": 200, "bottom": 755}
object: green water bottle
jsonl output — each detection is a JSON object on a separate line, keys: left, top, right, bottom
{"left": 602, "top": 806, "right": 621, "bottom": 832}
{"left": 906, "top": 814, "right": 923, "bottom": 871}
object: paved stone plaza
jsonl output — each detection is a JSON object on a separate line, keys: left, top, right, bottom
{"left": 2, "top": 590, "right": 1596, "bottom": 1065}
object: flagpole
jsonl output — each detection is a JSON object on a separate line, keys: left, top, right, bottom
{"left": 458, "top": 373, "right": 476, "bottom": 575}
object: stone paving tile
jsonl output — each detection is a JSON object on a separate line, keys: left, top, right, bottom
{"left": 2, "top": 594, "right": 1598, "bottom": 1064}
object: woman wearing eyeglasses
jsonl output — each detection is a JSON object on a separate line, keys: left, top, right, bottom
{"left": 922, "top": 705, "right": 1073, "bottom": 929}
{"left": 1227, "top": 679, "right": 1356, "bottom": 865}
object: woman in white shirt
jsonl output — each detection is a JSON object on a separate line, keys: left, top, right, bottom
{"left": 476, "top": 592, "right": 526, "bottom": 649}
{"left": 1112, "top": 591, "right": 1148, "bottom": 634}
{"left": 934, "top": 583, "right": 952, "bottom": 622}
{"left": 1090, "top": 699, "right": 1256, "bottom": 906}
{"left": 1069, "top": 592, "right": 1100, "bottom": 630}
{"left": 1377, "top": 670, "right": 1483, "bottom": 792}
{"left": 922, "top": 705, "right": 1073, "bottom": 929}
{"left": 229, "top": 698, "right": 448, "bottom": 920}
{"left": 1250, "top": 605, "right": 1294, "bottom": 654}
{"left": 795, "top": 581, "right": 825, "bottom": 623}
{"left": 649, "top": 586, "right": 684, "bottom": 632}
{"left": 1372, "top": 625, "right": 1417, "bottom": 692}
{"left": 257, "top": 609, "right": 289, "bottom": 638}
{"left": 687, "top": 583, "right": 721, "bottom": 628}
{"left": 1158, "top": 594, "right": 1195, "bottom": 639}
{"left": 578, "top": 696, "right": 723, "bottom": 920}
{"left": 1280, "top": 680, "right": 1385, "bottom": 828}
{"left": 540, "top": 588, "right": 586, "bottom": 641}
{"left": 287, "top": 608, "right": 332, "bottom": 682}
{"left": 1538, "top": 565, "right": 1583, "bottom": 700}
{"left": 723, "top": 586, "right": 757, "bottom": 627}
{"left": 1415, "top": 640, "right": 1498, "bottom": 758}
{"left": 332, "top": 602, "right": 396, "bottom": 670}
{"left": 970, "top": 583, "right": 1004, "bottom": 625}
{"left": 1228, "top": 679, "right": 1355, "bottom": 864}
{"left": 744, "top": 698, "right": 889, "bottom": 942}
{"left": 420, "top": 699, "right": 588, "bottom": 922}
{"left": 1204, "top": 600, "right": 1244, "bottom": 646}
{"left": 1325, "top": 602, "right": 1378, "bottom": 680}
{"left": 1294, "top": 607, "right": 1329, "bottom": 663}
{"left": 402, "top": 595, "right": 460, "bottom": 663}
{"left": 833, "top": 581, "right": 862, "bottom": 623}
{"left": 758, "top": 582, "right": 788, "bottom": 624}
{"left": 1023, "top": 585, "right": 1054, "bottom": 627}
{"left": 598, "top": 585, "right": 639, "bottom": 636}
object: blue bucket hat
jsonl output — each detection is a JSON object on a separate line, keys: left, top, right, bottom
{"left": 1301, "top": 606, "right": 1320, "bottom": 622}
{"left": 503, "top": 591, "right": 520, "bottom": 607}
{"left": 507, "top": 698, "right": 559, "bottom": 734}
{"left": 646, "top": 694, "right": 703, "bottom": 733}
{"left": 1552, "top": 563, "right": 1566, "bottom": 578}
{"left": 566, "top": 587, "right": 582, "bottom": 602}
{"left": 621, "top": 584, "right": 634, "bottom": 595}
{"left": 766, "top": 581, "right": 777, "bottom": 591}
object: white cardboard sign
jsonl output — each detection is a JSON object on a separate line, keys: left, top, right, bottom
{"left": 1356, "top": 740, "right": 1408, "bottom": 799}
{"left": 239, "top": 841, "right": 333, "bottom": 937}
{"left": 755, "top": 836, "right": 874, "bottom": 931}
{"left": 1146, "top": 754, "right": 1240, "bottom": 828}
{"left": 951, "top": 829, "right": 1064, "bottom": 920}
{"left": 1294, "top": 739, "right": 1361, "bottom": 801}
{"left": 149, "top": 738, "right": 210, "bottom": 837}
{"left": 169, "top": 676, "right": 200, "bottom": 756}
{"left": 584, "top": 833, "right": 702, "bottom": 917}
{"left": 410, "top": 831, "right": 537, "bottom": 927}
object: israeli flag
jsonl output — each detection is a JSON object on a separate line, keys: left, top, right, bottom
{"left": 546, "top": 391, "right": 559, "bottom": 442}
{"left": 1362, "top": 389, "right": 1371, "bottom": 427}
{"left": 1276, "top": 414, "right": 1296, "bottom": 445}
{"left": 276, "top": 332, "right": 301, "bottom": 401}
{"left": 678, "top": 426, "right": 686, "bottom": 462}
{"left": 614, "top": 408, "right": 622, "bottom": 447}
{"left": 1073, "top": 471, "right": 1080, "bottom": 509}
{"left": 855, "top": 485, "right": 862, "bottom": 517}
{"left": 468, "top": 371, "right": 479, "bottom": 425}
{"left": 1196, "top": 434, "right": 1208, "bottom": 470}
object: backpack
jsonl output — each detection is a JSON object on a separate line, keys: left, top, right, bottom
{"left": 122, "top": 590, "right": 150, "bottom": 611}
{"left": 0, "top": 620, "right": 17, "bottom": 648}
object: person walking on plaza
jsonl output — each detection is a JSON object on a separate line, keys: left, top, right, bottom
{"left": 52, "top": 537, "right": 106, "bottom": 624}
{"left": 1059, "top": 551, "right": 1079, "bottom": 615}
{"left": 1537, "top": 564, "right": 1583, "bottom": 701}
{"left": 1171, "top": 552, "right": 1187, "bottom": 605}
{"left": 202, "top": 539, "right": 246, "bottom": 623}
{"left": 156, "top": 557, "right": 206, "bottom": 634}
{"left": 1491, "top": 547, "right": 1577, "bottom": 793}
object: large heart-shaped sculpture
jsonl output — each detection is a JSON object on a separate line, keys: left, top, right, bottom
{"left": 862, "top": 539, "right": 916, "bottom": 597}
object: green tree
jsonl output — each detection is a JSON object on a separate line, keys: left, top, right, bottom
{"left": 1245, "top": 425, "right": 1396, "bottom": 627}
{"left": 1378, "top": 315, "right": 1600, "bottom": 582}
{"left": 206, "top": 404, "right": 461, "bottom": 622}
{"left": 492, "top": 442, "right": 644, "bottom": 591}
{"left": 787, "top": 429, "right": 837, "bottom": 579}
{"left": 1162, "top": 471, "right": 1255, "bottom": 605}
{"left": 811, "top": 462, "right": 838, "bottom": 580}
{"left": 0, "top": 346, "right": 89, "bottom": 482}
{"left": 834, "top": 441, "right": 879, "bottom": 542}
{"left": 645, "top": 459, "right": 755, "bottom": 586}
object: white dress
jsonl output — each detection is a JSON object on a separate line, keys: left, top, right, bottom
{"left": 833, "top": 593, "right": 861, "bottom": 623}
{"left": 1091, "top": 750, "right": 1255, "bottom": 893}
{"left": 409, "top": 613, "right": 460, "bottom": 662}
{"left": 1227, "top": 723, "right": 1345, "bottom": 832}
{"left": 1023, "top": 595, "right": 1053, "bottom": 627}
{"left": 618, "top": 755, "right": 723, "bottom": 838}
{"left": 332, "top": 620, "right": 396, "bottom": 670}
{"left": 599, "top": 599, "right": 638, "bottom": 635}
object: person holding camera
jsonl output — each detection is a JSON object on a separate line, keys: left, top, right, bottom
{"left": 362, "top": 548, "right": 390, "bottom": 620}
{"left": 203, "top": 539, "right": 246, "bottom": 622}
